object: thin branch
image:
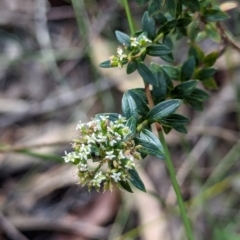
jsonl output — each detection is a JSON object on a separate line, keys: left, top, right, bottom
{"left": 0, "top": 213, "right": 29, "bottom": 240}
{"left": 0, "top": 141, "right": 71, "bottom": 153}
{"left": 217, "top": 22, "right": 240, "bottom": 53}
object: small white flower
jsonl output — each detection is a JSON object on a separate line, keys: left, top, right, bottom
{"left": 86, "top": 135, "right": 95, "bottom": 144}
{"left": 76, "top": 121, "right": 85, "bottom": 130}
{"left": 96, "top": 134, "right": 107, "bottom": 143}
{"left": 130, "top": 37, "right": 139, "bottom": 47}
{"left": 63, "top": 151, "right": 78, "bottom": 163}
{"left": 79, "top": 163, "right": 88, "bottom": 171}
{"left": 142, "top": 35, "right": 152, "bottom": 43}
{"left": 117, "top": 47, "right": 123, "bottom": 55}
{"left": 91, "top": 171, "right": 106, "bottom": 187}
{"left": 107, "top": 125, "right": 115, "bottom": 135}
{"left": 105, "top": 151, "right": 116, "bottom": 160}
{"left": 87, "top": 121, "right": 93, "bottom": 127}
{"left": 118, "top": 150, "right": 125, "bottom": 159}
{"left": 99, "top": 115, "right": 109, "bottom": 121}
{"left": 109, "top": 139, "right": 117, "bottom": 146}
{"left": 114, "top": 132, "right": 122, "bottom": 141}
{"left": 111, "top": 172, "right": 121, "bottom": 182}
{"left": 125, "top": 160, "right": 135, "bottom": 170}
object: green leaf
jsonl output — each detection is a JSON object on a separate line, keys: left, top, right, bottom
{"left": 122, "top": 92, "right": 138, "bottom": 119}
{"left": 160, "top": 53, "right": 175, "bottom": 63}
{"left": 137, "top": 62, "right": 157, "bottom": 86}
{"left": 188, "top": 44, "right": 205, "bottom": 65}
{"left": 128, "top": 169, "right": 146, "bottom": 192}
{"left": 203, "top": 9, "right": 229, "bottom": 22}
{"left": 142, "top": 11, "right": 156, "bottom": 39}
{"left": 115, "top": 30, "right": 131, "bottom": 47}
{"left": 159, "top": 114, "right": 189, "bottom": 134}
{"left": 160, "top": 114, "right": 189, "bottom": 125}
{"left": 148, "top": 0, "right": 163, "bottom": 16}
{"left": 158, "top": 20, "right": 177, "bottom": 34}
{"left": 163, "top": 36, "right": 173, "bottom": 50}
{"left": 161, "top": 65, "right": 180, "bottom": 80}
{"left": 177, "top": 17, "right": 192, "bottom": 28}
{"left": 187, "top": 20, "right": 199, "bottom": 41}
{"left": 165, "top": 0, "right": 177, "bottom": 17}
{"left": 171, "top": 80, "right": 198, "bottom": 98}
{"left": 127, "top": 61, "right": 137, "bottom": 74}
{"left": 185, "top": 88, "right": 209, "bottom": 110}
{"left": 180, "top": 56, "right": 196, "bottom": 81}
{"left": 150, "top": 63, "right": 173, "bottom": 93}
{"left": 99, "top": 60, "right": 112, "bottom": 68}
{"left": 126, "top": 117, "right": 137, "bottom": 137}
{"left": 136, "top": 129, "right": 165, "bottom": 159}
{"left": 205, "top": 23, "right": 221, "bottom": 43}
{"left": 204, "top": 51, "right": 219, "bottom": 67}
{"left": 173, "top": 125, "right": 188, "bottom": 133}
{"left": 153, "top": 12, "right": 167, "bottom": 24}
{"left": 147, "top": 44, "right": 172, "bottom": 57}
{"left": 182, "top": 0, "right": 200, "bottom": 12}
{"left": 203, "top": 78, "right": 218, "bottom": 90}
{"left": 163, "top": 125, "right": 172, "bottom": 134}
{"left": 196, "top": 67, "right": 216, "bottom": 80}
{"left": 119, "top": 181, "right": 133, "bottom": 193}
{"left": 185, "top": 98, "right": 203, "bottom": 110}
{"left": 191, "top": 88, "right": 209, "bottom": 101}
{"left": 128, "top": 89, "right": 149, "bottom": 116}
{"left": 147, "top": 99, "right": 182, "bottom": 122}
{"left": 135, "top": 0, "right": 149, "bottom": 5}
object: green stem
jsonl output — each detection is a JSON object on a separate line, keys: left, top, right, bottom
{"left": 159, "top": 131, "right": 194, "bottom": 240}
{"left": 122, "top": 0, "right": 135, "bottom": 35}
{"left": 136, "top": 120, "right": 149, "bottom": 132}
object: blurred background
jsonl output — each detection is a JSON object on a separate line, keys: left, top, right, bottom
{"left": 0, "top": 0, "right": 240, "bottom": 239}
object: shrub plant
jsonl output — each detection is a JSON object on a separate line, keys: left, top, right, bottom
{"left": 64, "top": 0, "right": 230, "bottom": 239}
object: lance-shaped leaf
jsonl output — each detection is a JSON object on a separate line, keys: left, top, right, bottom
{"left": 203, "top": 9, "right": 229, "bottom": 22}
{"left": 182, "top": 0, "right": 200, "bottom": 12}
{"left": 180, "top": 56, "right": 196, "bottom": 81}
{"left": 171, "top": 80, "right": 198, "bottom": 98}
{"left": 135, "top": 0, "right": 149, "bottom": 5}
{"left": 99, "top": 60, "right": 112, "bottom": 68}
{"left": 115, "top": 30, "right": 131, "bottom": 47}
{"left": 203, "top": 78, "right": 218, "bottom": 90}
{"left": 125, "top": 116, "right": 137, "bottom": 138}
{"left": 165, "top": 0, "right": 177, "bottom": 16}
{"left": 147, "top": 99, "right": 182, "bottom": 122}
{"left": 204, "top": 51, "right": 219, "bottom": 67}
{"left": 148, "top": 0, "right": 163, "bottom": 16}
{"left": 128, "top": 89, "right": 149, "bottom": 116}
{"left": 127, "top": 61, "right": 137, "bottom": 74}
{"left": 128, "top": 169, "right": 146, "bottom": 192}
{"left": 147, "top": 44, "right": 172, "bottom": 57}
{"left": 135, "top": 129, "right": 165, "bottom": 159}
{"left": 159, "top": 114, "right": 189, "bottom": 134}
{"left": 137, "top": 62, "right": 157, "bottom": 86}
{"left": 122, "top": 92, "right": 138, "bottom": 119}
{"left": 119, "top": 181, "right": 133, "bottom": 193}
{"left": 195, "top": 67, "right": 216, "bottom": 80}
{"left": 142, "top": 11, "right": 156, "bottom": 39}
{"left": 161, "top": 65, "right": 180, "bottom": 80}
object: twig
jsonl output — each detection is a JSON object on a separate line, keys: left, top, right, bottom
{"left": 0, "top": 213, "right": 29, "bottom": 240}
{"left": 8, "top": 216, "right": 108, "bottom": 239}
{"left": 217, "top": 22, "right": 240, "bottom": 53}
{"left": 0, "top": 141, "right": 71, "bottom": 153}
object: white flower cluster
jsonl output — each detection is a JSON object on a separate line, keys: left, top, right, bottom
{"left": 130, "top": 34, "right": 152, "bottom": 48}
{"left": 63, "top": 115, "right": 142, "bottom": 191}
{"left": 109, "top": 33, "right": 152, "bottom": 68}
